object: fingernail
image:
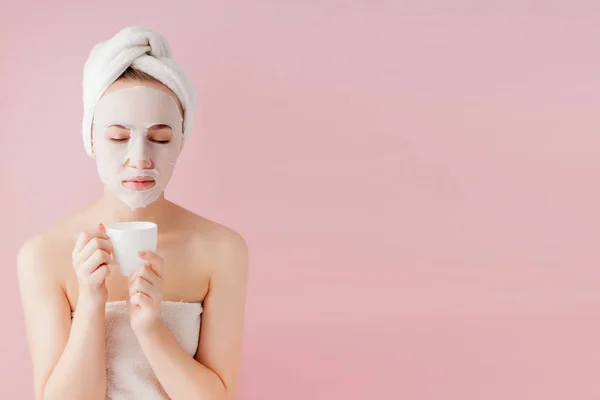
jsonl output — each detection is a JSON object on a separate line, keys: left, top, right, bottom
{"left": 99, "top": 224, "right": 108, "bottom": 237}
{"left": 138, "top": 251, "right": 145, "bottom": 256}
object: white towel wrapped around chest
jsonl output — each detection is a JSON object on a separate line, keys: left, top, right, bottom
{"left": 72, "top": 300, "right": 203, "bottom": 400}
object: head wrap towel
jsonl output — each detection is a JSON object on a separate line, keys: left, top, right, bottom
{"left": 82, "top": 26, "right": 196, "bottom": 157}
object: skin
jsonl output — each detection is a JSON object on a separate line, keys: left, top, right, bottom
{"left": 17, "top": 79, "right": 248, "bottom": 400}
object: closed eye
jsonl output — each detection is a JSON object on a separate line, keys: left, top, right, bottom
{"left": 148, "top": 124, "right": 173, "bottom": 144}
{"left": 106, "top": 124, "right": 130, "bottom": 143}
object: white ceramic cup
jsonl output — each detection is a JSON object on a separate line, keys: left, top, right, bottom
{"left": 106, "top": 221, "right": 157, "bottom": 277}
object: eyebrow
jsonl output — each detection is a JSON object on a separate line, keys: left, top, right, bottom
{"left": 147, "top": 124, "right": 172, "bottom": 130}
{"left": 107, "top": 124, "right": 130, "bottom": 129}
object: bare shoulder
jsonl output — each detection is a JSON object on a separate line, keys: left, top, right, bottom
{"left": 174, "top": 205, "right": 249, "bottom": 276}
{"left": 17, "top": 215, "right": 83, "bottom": 286}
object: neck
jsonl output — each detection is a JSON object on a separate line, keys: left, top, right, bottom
{"left": 94, "top": 188, "right": 173, "bottom": 226}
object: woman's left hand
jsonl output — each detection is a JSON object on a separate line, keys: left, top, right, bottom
{"left": 128, "top": 250, "right": 164, "bottom": 335}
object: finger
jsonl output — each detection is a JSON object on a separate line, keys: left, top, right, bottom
{"left": 89, "top": 264, "right": 111, "bottom": 283}
{"left": 128, "top": 264, "right": 153, "bottom": 284}
{"left": 130, "top": 264, "right": 160, "bottom": 286}
{"left": 78, "top": 238, "right": 113, "bottom": 262}
{"left": 80, "top": 249, "right": 111, "bottom": 276}
{"left": 73, "top": 226, "right": 109, "bottom": 253}
{"left": 130, "top": 291, "right": 153, "bottom": 308}
{"left": 73, "top": 232, "right": 87, "bottom": 254}
{"left": 138, "top": 251, "right": 164, "bottom": 275}
{"left": 128, "top": 277, "right": 153, "bottom": 298}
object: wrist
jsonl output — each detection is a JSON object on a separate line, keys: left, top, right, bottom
{"left": 77, "top": 290, "right": 107, "bottom": 312}
{"left": 132, "top": 318, "right": 163, "bottom": 340}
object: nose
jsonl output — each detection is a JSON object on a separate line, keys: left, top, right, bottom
{"left": 125, "top": 134, "right": 154, "bottom": 169}
{"left": 127, "top": 157, "right": 153, "bottom": 169}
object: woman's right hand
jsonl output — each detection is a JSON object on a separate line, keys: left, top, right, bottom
{"left": 72, "top": 223, "right": 113, "bottom": 307}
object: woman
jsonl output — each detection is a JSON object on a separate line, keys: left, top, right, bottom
{"left": 17, "top": 26, "right": 248, "bottom": 400}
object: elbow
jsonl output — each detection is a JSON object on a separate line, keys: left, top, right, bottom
{"left": 42, "top": 393, "right": 105, "bottom": 400}
{"left": 41, "top": 385, "right": 106, "bottom": 400}
{"left": 221, "top": 383, "right": 236, "bottom": 400}
{"left": 196, "top": 390, "right": 230, "bottom": 400}
{"left": 224, "top": 391, "right": 235, "bottom": 400}
{"left": 221, "top": 384, "right": 237, "bottom": 400}
{"left": 36, "top": 381, "right": 48, "bottom": 400}
{"left": 195, "top": 383, "right": 232, "bottom": 400}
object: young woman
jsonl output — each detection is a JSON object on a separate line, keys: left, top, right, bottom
{"left": 17, "top": 26, "right": 248, "bottom": 400}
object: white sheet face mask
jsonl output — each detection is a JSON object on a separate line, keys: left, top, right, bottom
{"left": 91, "top": 86, "right": 183, "bottom": 210}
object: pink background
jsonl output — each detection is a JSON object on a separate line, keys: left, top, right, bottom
{"left": 2, "top": 1, "right": 600, "bottom": 399}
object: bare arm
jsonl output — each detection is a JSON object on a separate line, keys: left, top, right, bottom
{"left": 134, "top": 233, "right": 249, "bottom": 400}
{"left": 17, "top": 229, "right": 112, "bottom": 400}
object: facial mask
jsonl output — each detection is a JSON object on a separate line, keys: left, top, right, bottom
{"left": 91, "top": 86, "right": 183, "bottom": 210}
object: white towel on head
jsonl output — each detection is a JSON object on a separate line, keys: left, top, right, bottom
{"left": 82, "top": 25, "right": 196, "bottom": 157}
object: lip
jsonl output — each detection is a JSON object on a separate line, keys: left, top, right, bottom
{"left": 122, "top": 177, "right": 156, "bottom": 190}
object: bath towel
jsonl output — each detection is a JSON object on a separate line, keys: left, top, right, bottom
{"left": 71, "top": 300, "right": 203, "bottom": 399}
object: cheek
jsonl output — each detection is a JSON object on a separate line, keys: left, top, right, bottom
{"left": 95, "top": 143, "right": 128, "bottom": 172}
{"left": 152, "top": 150, "right": 179, "bottom": 171}
{"left": 151, "top": 141, "right": 182, "bottom": 170}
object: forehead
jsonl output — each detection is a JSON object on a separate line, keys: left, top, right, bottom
{"left": 105, "top": 79, "right": 183, "bottom": 113}
{"left": 94, "top": 86, "right": 182, "bottom": 125}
